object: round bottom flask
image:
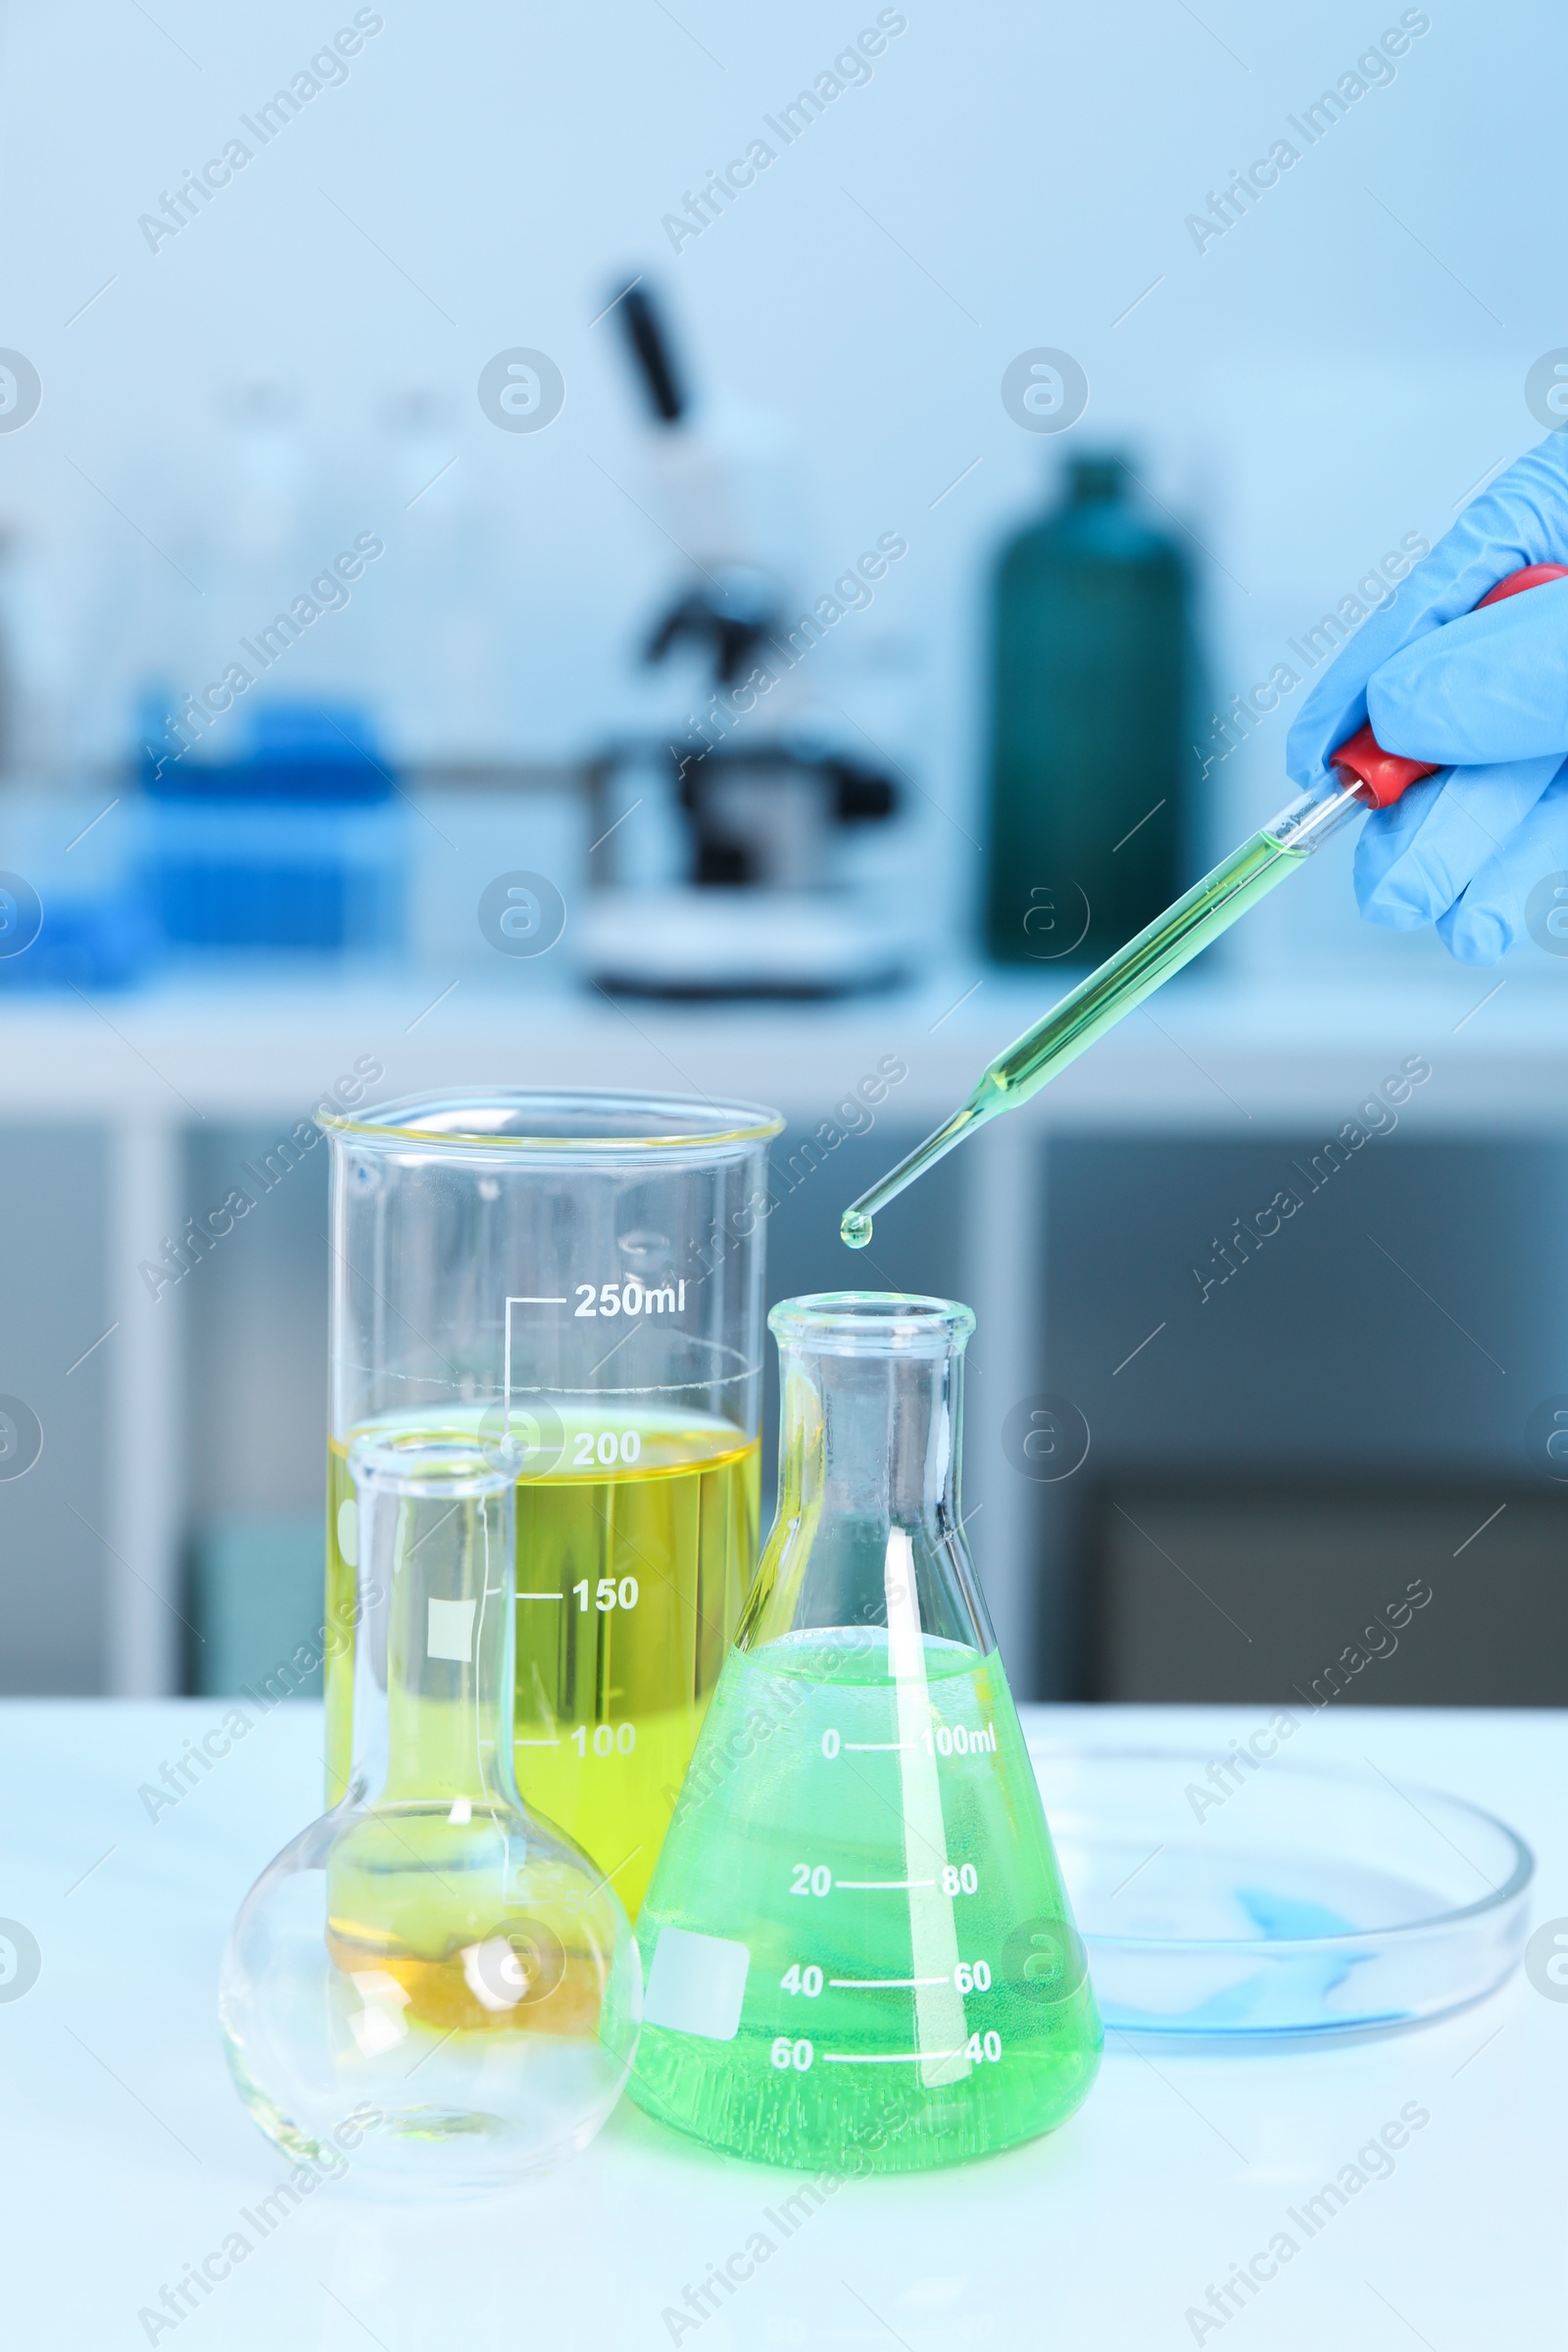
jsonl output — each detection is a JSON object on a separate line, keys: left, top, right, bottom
{"left": 220, "top": 1433, "right": 641, "bottom": 2194}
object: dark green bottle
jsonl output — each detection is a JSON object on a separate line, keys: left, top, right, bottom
{"left": 984, "top": 454, "right": 1193, "bottom": 967}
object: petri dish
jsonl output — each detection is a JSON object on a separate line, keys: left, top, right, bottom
{"left": 1028, "top": 1743, "right": 1533, "bottom": 2042}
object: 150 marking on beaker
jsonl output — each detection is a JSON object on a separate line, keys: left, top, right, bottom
{"left": 571, "top": 1575, "right": 640, "bottom": 1610}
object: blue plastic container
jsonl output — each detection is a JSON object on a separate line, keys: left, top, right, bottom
{"left": 0, "top": 887, "right": 158, "bottom": 992}
{"left": 142, "top": 701, "right": 406, "bottom": 955}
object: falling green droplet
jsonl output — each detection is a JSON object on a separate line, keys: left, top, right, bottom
{"left": 840, "top": 1209, "right": 873, "bottom": 1250}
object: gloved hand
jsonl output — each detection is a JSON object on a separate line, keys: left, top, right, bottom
{"left": 1287, "top": 432, "right": 1568, "bottom": 964}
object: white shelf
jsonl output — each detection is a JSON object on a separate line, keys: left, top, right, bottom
{"left": 5, "top": 961, "right": 1564, "bottom": 1697}
{"left": 1, "top": 961, "right": 1563, "bottom": 1126}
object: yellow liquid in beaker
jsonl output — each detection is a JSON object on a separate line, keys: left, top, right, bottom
{"left": 326, "top": 1413, "right": 760, "bottom": 1916}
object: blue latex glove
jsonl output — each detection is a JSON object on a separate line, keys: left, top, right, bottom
{"left": 1287, "top": 433, "right": 1568, "bottom": 964}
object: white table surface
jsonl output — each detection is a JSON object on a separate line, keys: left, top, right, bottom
{"left": 5, "top": 1697, "right": 1562, "bottom": 2349}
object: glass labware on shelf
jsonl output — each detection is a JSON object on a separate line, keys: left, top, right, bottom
{"left": 630, "top": 1293, "right": 1102, "bottom": 2173}
{"left": 219, "top": 1430, "right": 641, "bottom": 2193}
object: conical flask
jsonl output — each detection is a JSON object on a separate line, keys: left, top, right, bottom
{"left": 629, "top": 1293, "right": 1101, "bottom": 2172}
{"left": 220, "top": 1431, "right": 641, "bottom": 2193}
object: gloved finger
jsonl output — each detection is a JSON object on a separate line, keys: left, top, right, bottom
{"left": 1354, "top": 754, "right": 1565, "bottom": 930}
{"left": 1287, "top": 431, "right": 1568, "bottom": 787}
{"left": 1367, "top": 574, "right": 1568, "bottom": 765}
{"left": 1437, "top": 760, "right": 1568, "bottom": 963}
{"left": 1288, "top": 562, "right": 1437, "bottom": 788}
{"left": 1353, "top": 770, "right": 1446, "bottom": 928}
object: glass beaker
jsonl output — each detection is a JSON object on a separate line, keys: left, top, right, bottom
{"left": 319, "top": 1091, "right": 783, "bottom": 1919}
{"left": 629, "top": 1293, "right": 1102, "bottom": 2172}
{"left": 220, "top": 1430, "right": 640, "bottom": 2191}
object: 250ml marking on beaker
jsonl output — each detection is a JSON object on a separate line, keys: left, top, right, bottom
{"left": 574, "top": 1279, "right": 686, "bottom": 1316}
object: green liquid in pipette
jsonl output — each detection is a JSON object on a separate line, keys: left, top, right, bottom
{"left": 842, "top": 830, "right": 1306, "bottom": 1247}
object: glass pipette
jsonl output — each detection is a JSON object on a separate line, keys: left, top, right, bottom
{"left": 841, "top": 563, "right": 1566, "bottom": 1249}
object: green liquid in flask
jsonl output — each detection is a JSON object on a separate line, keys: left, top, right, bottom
{"left": 842, "top": 830, "right": 1306, "bottom": 1248}
{"left": 631, "top": 1629, "right": 1102, "bottom": 2172}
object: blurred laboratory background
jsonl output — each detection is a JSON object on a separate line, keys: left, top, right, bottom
{"left": 2, "top": 0, "right": 1567, "bottom": 1707}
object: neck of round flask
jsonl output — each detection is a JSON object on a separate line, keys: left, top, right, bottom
{"left": 742, "top": 1293, "right": 995, "bottom": 1656}
{"left": 346, "top": 1434, "right": 521, "bottom": 1810}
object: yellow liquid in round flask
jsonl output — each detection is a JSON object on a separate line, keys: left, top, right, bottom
{"left": 319, "top": 1091, "right": 782, "bottom": 1918}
